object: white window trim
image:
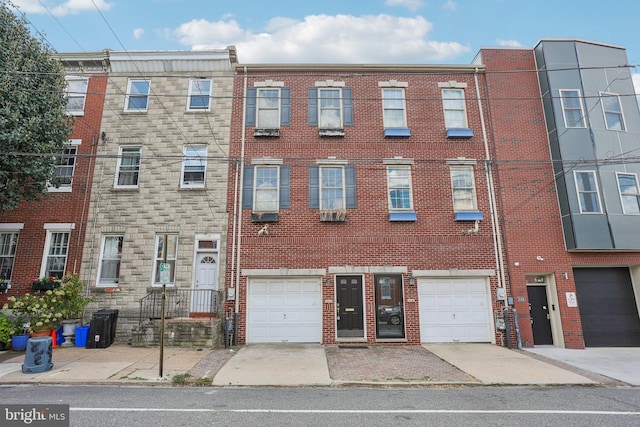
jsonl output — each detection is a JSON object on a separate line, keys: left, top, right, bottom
{"left": 64, "top": 76, "right": 88, "bottom": 116}
{"left": 124, "top": 79, "right": 151, "bottom": 112}
{"left": 96, "top": 235, "right": 123, "bottom": 287}
{"left": 317, "top": 87, "right": 344, "bottom": 129}
{"left": 573, "top": 170, "right": 602, "bottom": 214}
{"left": 381, "top": 88, "right": 408, "bottom": 129}
{"left": 319, "top": 165, "right": 346, "bottom": 211}
{"left": 616, "top": 172, "right": 640, "bottom": 215}
{"left": 48, "top": 139, "right": 81, "bottom": 193}
{"left": 40, "top": 224, "right": 74, "bottom": 278}
{"left": 114, "top": 146, "right": 142, "bottom": 189}
{"left": 253, "top": 165, "right": 280, "bottom": 213}
{"left": 386, "top": 165, "right": 414, "bottom": 211}
{"left": 186, "top": 78, "right": 212, "bottom": 112}
{"left": 256, "top": 87, "right": 282, "bottom": 129}
{"left": 600, "top": 91, "right": 626, "bottom": 131}
{"left": 180, "top": 145, "right": 207, "bottom": 188}
{"left": 559, "top": 89, "right": 587, "bottom": 128}
{"left": 0, "top": 224, "right": 24, "bottom": 231}
{"left": 441, "top": 88, "right": 469, "bottom": 128}
{"left": 449, "top": 165, "right": 478, "bottom": 211}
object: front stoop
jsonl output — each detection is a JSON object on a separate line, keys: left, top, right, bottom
{"left": 131, "top": 318, "right": 223, "bottom": 348}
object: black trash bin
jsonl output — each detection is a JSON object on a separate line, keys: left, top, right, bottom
{"left": 86, "top": 309, "right": 119, "bottom": 348}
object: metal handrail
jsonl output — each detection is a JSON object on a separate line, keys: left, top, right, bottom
{"left": 138, "top": 288, "right": 223, "bottom": 324}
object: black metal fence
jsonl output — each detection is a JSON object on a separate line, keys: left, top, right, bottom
{"left": 138, "top": 288, "right": 223, "bottom": 323}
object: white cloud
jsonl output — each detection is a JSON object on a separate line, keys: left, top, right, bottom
{"left": 385, "top": 0, "right": 424, "bottom": 12}
{"left": 496, "top": 38, "right": 523, "bottom": 47}
{"left": 170, "top": 14, "right": 469, "bottom": 63}
{"left": 443, "top": 0, "right": 457, "bottom": 11}
{"left": 12, "top": 0, "right": 112, "bottom": 16}
{"left": 133, "top": 28, "right": 145, "bottom": 40}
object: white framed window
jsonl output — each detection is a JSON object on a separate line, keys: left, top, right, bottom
{"left": 574, "top": 171, "right": 602, "bottom": 213}
{"left": 450, "top": 166, "right": 477, "bottom": 211}
{"left": 617, "top": 173, "right": 640, "bottom": 214}
{"left": 181, "top": 145, "right": 207, "bottom": 188}
{"left": 600, "top": 92, "right": 625, "bottom": 131}
{"left": 64, "top": 76, "right": 88, "bottom": 115}
{"left": 0, "top": 231, "right": 20, "bottom": 282}
{"left": 115, "top": 146, "right": 141, "bottom": 188}
{"left": 153, "top": 234, "right": 178, "bottom": 286}
{"left": 125, "top": 79, "right": 150, "bottom": 112}
{"left": 387, "top": 165, "right": 413, "bottom": 211}
{"left": 187, "top": 79, "right": 212, "bottom": 111}
{"left": 560, "top": 89, "right": 586, "bottom": 128}
{"left": 382, "top": 88, "right": 407, "bottom": 128}
{"left": 320, "top": 166, "right": 345, "bottom": 210}
{"left": 442, "top": 88, "right": 468, "bottom": 128}
{"left": 97, "top": 235, "right": 123, "bottom": 286}
{"left": 257, "top": 88, "right": 281, "bottom": 129}
{"left": 254, "top": 165, "right": 280, "bottom": 212}
{"left": 49, "top": 139, "right": 81, "bottom": 192}
{"left": 41, "top": 224, "right": 74, "bottom": 279}
{"left": 319, "top": 88, "right": 343, "bottom": 129}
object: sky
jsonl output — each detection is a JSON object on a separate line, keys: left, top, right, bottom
{"left": 8, "top": 0, "right": 640, "bottom": 93}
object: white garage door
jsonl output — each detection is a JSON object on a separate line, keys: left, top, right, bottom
{"left": 247, "top": 277, "right": 322, "bottom": 343}
{"left": 418, "top": 278, "right": 492, "bottom": 343}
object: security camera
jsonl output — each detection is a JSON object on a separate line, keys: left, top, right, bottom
{"left": 536, "top": 256, "right": 544, "bottom": 261}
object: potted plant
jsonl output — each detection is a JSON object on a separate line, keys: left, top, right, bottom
{"left": 0, "top": 278, "right": 8, "bottom": 292}
{"left": 0, "top": 313, "right": 11, "bottom": 351}
{"left": 31, "top": 276, "right": 61, "bottom": 291}
{"left": 9, "top": 318, "right": 29, "bottom": 351}
{"left": 56, "top": 275, "right": 95, "bottom": 344}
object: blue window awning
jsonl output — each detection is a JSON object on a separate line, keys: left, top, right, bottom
{"left": 454, "top": 211, "right": 483, "bottom": 221}
{"left": 389, "top": 211, "right": 417, "bottom": 222}
{"left": 384, "top": 128, "right": 411, "bottom": 138}
{"left": 446, "top": 128, "right": 474, "bottom": 139}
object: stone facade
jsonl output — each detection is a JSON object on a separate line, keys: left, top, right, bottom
{"left": 79, "top": 49, "right": 236, "bottom": 342}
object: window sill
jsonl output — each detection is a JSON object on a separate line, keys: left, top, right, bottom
{"left": 252, "top": 212, "right": 279, "bottom": 222}
{"left": 389, "top": 211, "right": 417, "bottom": 222}
{"left": 112, "top": 187, "right": 140, "bottom": 192}
{"left": 384, "top": 128, "right": 411, "bottom": 138}
{"left": 179, "top": 185, "right": 206, "bottom": 191}
{"left": 446, "top": 128, "right": 474, "bottom": 139}
{"left": 254, "top": 128, "right": 280, "bottom": 137}
{"left": 319, "top": 128, "right": 345, "bottom": 137}
{"left": 454, "top": 211, "right": 484, "bottom": 221}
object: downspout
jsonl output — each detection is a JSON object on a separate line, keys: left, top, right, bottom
{"left": 73, "top": 133, "right": 97, "bottom": 275}
{"left": 474, "top": 68, "right": 508, "bottom": 337}
{"left": 233, "top": 66, "right": 249, "bottom": 342}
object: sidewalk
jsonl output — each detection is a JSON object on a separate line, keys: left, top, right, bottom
{"left": 0, "top": 342, "right": 634, "bottom": 387}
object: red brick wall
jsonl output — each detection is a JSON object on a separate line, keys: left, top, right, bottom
{"left": 225, "top": 67, "right": 503, "bottom": 345}
{"left": 0, "top": 74, "right": 107, "bottom": 303}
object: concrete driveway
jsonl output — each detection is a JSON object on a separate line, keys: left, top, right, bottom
{"left": 212, "top": 343, "right": 331, "bottom": 386}
{"left": 525, "top": 346, "right": 640, "bottom": 386}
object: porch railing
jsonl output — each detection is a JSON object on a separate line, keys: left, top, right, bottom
{"left": 138, "top": 288, "right": 223, "bottom": 324}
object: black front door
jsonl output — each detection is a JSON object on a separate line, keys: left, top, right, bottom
{"left": 527, "top": 286, "right": 553, "bottom": 345}
{"left": 336, "top": 276, "right": 364, "bottom": 338}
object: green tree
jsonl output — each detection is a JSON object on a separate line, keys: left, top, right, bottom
{"left": 0, "top": 1, "right": 73, "bottom": 211}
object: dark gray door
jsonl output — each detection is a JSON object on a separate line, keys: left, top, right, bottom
{"left": 336, "top": 276, "right": 364, "bottom": 338}
{"left": 527, "top": 286, "right": 553, "bottom": 345}
{"left": 574, "top": 268, "right": 640, "bottom": 347}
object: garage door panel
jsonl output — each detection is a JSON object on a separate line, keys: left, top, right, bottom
{"left": 418, "top": 278, "right": 492, "bottom": 343}
{"left": 574, "top": 267, "right": 640, "bottom": 347}
{"left": 247, "top": 278, "right": 322, "bottom": 343}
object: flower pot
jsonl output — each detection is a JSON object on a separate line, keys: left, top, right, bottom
{"left": 11, "top": 334, "right": 29, "bottom": 351}
{"left": 30, "top": 327, "right": 53, "bottom": 338}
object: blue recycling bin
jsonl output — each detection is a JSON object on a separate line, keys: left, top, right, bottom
{"left": 75, "top": 325, "right": 89, "bottom": 347}
{"left": 22, "top": 337, "right": 54, "bottom": 373}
